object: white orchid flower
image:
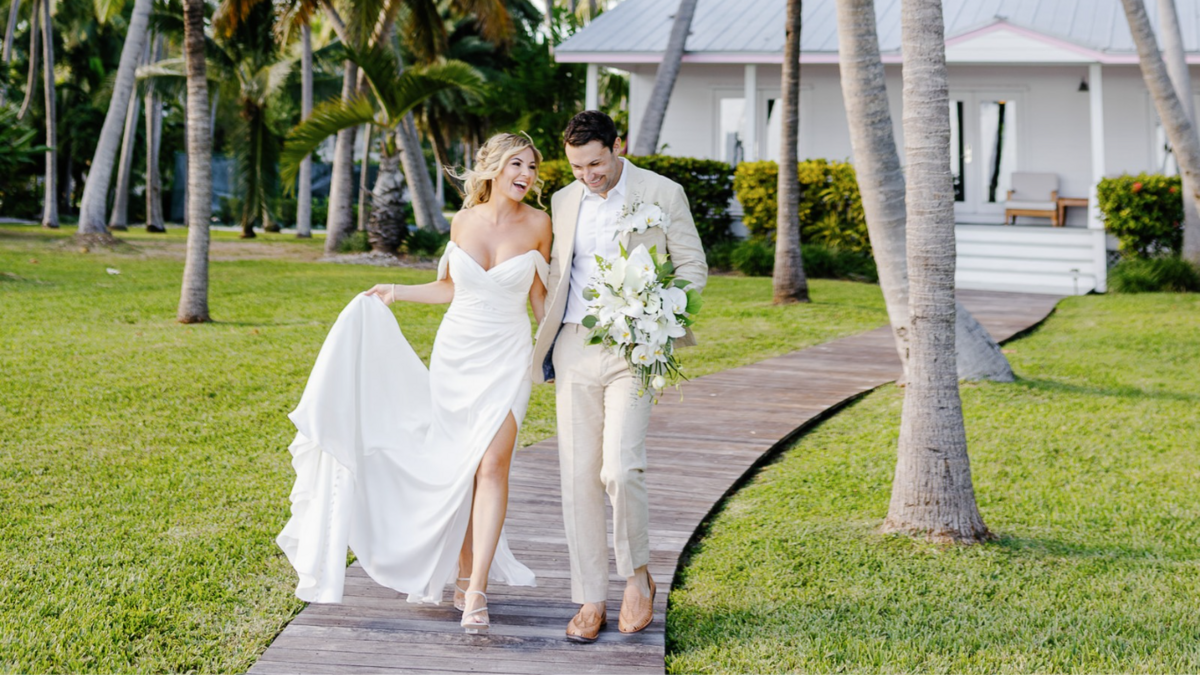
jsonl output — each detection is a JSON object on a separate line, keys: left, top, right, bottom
{"left": 604, "top": 256, "right": 629, "bottom": 288}
{"left": 662, "top": 286, "right": 688, "bottom": 315}
{"left": 651, "top": 374, "right": 667, "bottom": 390}
{"left": 608, "top": 320, "right": 634, "bottom": 345}
{"left": 630, "top": 344, "right": 654, "bottom": 366}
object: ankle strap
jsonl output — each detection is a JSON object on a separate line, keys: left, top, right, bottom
{"left": 464, "top": 590, "right": 486, "bottom": 599}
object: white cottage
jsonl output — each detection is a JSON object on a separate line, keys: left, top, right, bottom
{"left": 556, "top": 0, "right": 1200, "bottom": 295}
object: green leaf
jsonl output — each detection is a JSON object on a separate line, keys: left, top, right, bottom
{"left": 685, "top": 289, "right": 704, "bottom": 315}
{"left": 581, "top": 315, "right": 598, "bottom": 329}
{"left": 582, "top": 287, "right": 597, "bottom": 300}
{"left": 280, "top": 96, "right": 377, "bottom": 194}
{"left": 95, "top": 0, "right": 127, "bottom": 25}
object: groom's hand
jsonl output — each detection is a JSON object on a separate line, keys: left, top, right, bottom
{"left": 364, "top": 284, "right": 397, "bottom": 305}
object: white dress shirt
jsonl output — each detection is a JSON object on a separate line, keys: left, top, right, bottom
{"left": 563, "top": 158, "right": 630, "bottom": 324}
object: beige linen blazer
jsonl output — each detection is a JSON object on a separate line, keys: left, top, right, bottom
{"left": 530, "top": 160, "right": 708, "bottom": 384}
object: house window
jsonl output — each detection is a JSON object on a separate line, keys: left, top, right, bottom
{"left": 950, "top": 100, "right": 965, "bottom": 202}
{"left": 719, "top": 97, "right": 745, "bottom": 165}
{"left": 980, "top": 99, "right": 1017, "bottom": 203}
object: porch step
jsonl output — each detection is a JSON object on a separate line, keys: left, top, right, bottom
{"left": 954, "top": 224, "right": 1102, "bottom": 295}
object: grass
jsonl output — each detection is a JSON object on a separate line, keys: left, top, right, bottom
{"left": 0, "top": 223, "right": 886, "bottom": 673}
{"left": 666, "top": 293, "right": 1200, "bottom": 673}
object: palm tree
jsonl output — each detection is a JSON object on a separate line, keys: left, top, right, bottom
{"left": 1, "top": 0, "right": 23, "bottom": 106}
{"left": 1155, "top": 0, "right": 1200, "bottom": 264}
{"left": 177, "top": 0, "right": 210, "bottom": 323}
{"left": 883, "top": 0, "right": 989, "bottom": 544}
{"left": 38, "top": 0, "right": 56, "bottom": 228}
{"left": 281, "top": 43, "right": 482, "bottom": 252}
{"left": 75, "top": 0, "right": 154, "bottom": 237}
{"left": 296, "top": 22, "right": 313, "bottom": 237}
{"left": 772, "top": 0, "right": 807, "bottom": 304}
{"left": 144, "top": 32, "right": 165, "bottom": 232}
{"left": 109, "top": 40, "right": 149, "bottom": 231}
{"left": 631, "top": 0, "right": 697, "bottom": 155}
{"left": 834, "top": 0, "right": 1013, "bottom": 382}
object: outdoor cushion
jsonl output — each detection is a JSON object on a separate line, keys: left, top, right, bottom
{"left": 1004, "top": 200, "right": 1056, "bottom": 211}
{"left": 1008, "top": 172, "right": 1059, "bottom": 202}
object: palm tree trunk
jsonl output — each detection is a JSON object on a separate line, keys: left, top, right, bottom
{"left": 883, "top": 0, "right": 988, "bottom": 544}
{"left": 110, "top": 40, "right": 149, "bottom": 231}
{"left": 357, "top": 123, "right": 372, "bottom": 231}
{"left": 39, "top": 0, "right": 57, "bottom": 229}
{"left": 632, "top": 0, "right": 698, "bottom": 155}
{"left": 76, "top": 0, "right": 154, "bottom": 236}
{"left": 325, "top": 61, "right": 358, "bottom": 253}
{"left": 773, "top": 0, "right": 808, "bottom": 303}
{"left": 297, "top": 22, "right": 313, "bottom": 238}
{"left": 1156, "top": 0, "right": 1200, "bottom": 263}
{"left": 145, "top": 34, "right": 164, "bottom": 232}
{"left": 397, "top": 113, "right": 447, "bottom": 231}
{"left": 178, "top": 0, "right": 210, "bottom": 323}
{"left": 367, "top": 131, "right": 406, "bottom": 253}
{"left": 1, "top": 0, "right": 24, "bottom": 106}
{"left": 16, "top": 0, "right": 37, "bottom": 121}
{"left": 544, "top": 0, "right": 554, "bottom": 54}
{"left": 836, "top": 0, "right": 1012, "bottom": 382}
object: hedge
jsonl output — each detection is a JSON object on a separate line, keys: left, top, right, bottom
{"left": 733, "top": 159, "right": 871, "bottom": 255}
{"left": 1096, "top": 173, "right": 1184, "bottom": 258}
{"left": 537, "top": 154, "right": 734, "bottom": 247}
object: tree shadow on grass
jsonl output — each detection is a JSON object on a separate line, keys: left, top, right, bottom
{"left": 1013, "top": 376, "right": 1200, "bottom": 404}
{"left": 987, "top": 531, "right": 1184, "bottom": 561}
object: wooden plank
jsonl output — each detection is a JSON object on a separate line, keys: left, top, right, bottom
{"left": 252, "top": 290, "right": 1061, "bottom": 674}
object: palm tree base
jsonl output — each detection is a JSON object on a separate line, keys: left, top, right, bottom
{"left": 240, "top": 230, "right": 257, "bottom": 239}
{"left": 109, "top": 224, "right": 129, "bottom": 232}
{"left": 146, "top": 224, "right": 166, "bottom": 233}
{"left": 880, "top": 519, "right": 993, "bottom": 545}
{"left": 71, "top": 232, "right": 125, "bottom": 250}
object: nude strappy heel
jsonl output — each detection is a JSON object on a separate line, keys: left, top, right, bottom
{"left": 460, "top": 590, "right": 490, "bottom": 634}
{"left": 453, "top": 577, "right": 470, "bottom": 611}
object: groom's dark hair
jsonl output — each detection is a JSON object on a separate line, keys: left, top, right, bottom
{"left": 564, "top": 110, "right": 618, "bottom": 150}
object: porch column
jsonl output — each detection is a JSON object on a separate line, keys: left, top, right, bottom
{"left": 1088, "top": 62, "right": 1109, "bottom": 291}
{"left": 586, "top": 63, "right": 599, "bottom": 111}
{"left": 744, "top": 64, "right": 758, "bottom": 162}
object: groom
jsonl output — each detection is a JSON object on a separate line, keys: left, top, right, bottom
{"left": 531, "top": 111, "right": 708, "bottom": 642}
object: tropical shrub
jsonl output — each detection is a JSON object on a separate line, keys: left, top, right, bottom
{"left": 1108, "top": 256, "right": 1200, "bottom": 293}
{"left": 337, "top": 230, "right": 371, "bottom": 253}
{"left": 0, "top": 106, "right": 48, "bottom": 219}
{"left": 1097, "top": 173, "right": 1184, "bottom": 258}
{"left": 733, "top": 159, "right": 871, "bottom": 254}
{"left": 537, "top": 154, "right": 735, "bottom": 247}
{"left": 406, "top": 228, "right": 450, "bottom": 256}
{"left": 725, "top": 238, "right": 878, "bottom": 282}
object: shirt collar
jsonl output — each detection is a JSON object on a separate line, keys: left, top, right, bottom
{"left": 582, "top": 157, "right": 629, "bottom": 203}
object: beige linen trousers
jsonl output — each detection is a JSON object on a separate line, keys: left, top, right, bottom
{"left": 531, "top": 160, "right": 708, "bottom": 603}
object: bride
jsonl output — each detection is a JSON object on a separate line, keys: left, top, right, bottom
{"left": 277, "top": 132, "right": 552, "bottom": 634}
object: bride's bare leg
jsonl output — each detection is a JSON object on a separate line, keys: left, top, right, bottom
{"left": 454, "top": 515, "right": 473, "bottom": 608}
{"left": 463, "top": 412, "right": 519, "bottom": 624}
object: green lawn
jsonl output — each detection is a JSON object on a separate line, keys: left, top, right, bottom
{"left": 666, "top": 293, "right": 1200, "bottom": 673}
{"left": 0, "top": 224, "right": 887, "bottom": 673}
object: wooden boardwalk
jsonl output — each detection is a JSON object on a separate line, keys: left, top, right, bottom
{"left": 250, "top": 290, "right": 1062, "bottom": 674}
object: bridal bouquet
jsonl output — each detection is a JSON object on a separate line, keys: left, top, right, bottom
{"left": 581, "top": 244, "right": 702, "bottom": 400}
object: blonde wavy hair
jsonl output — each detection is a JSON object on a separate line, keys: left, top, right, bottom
{"left": 454, "top": 133, "right": 545, "bottom": 209}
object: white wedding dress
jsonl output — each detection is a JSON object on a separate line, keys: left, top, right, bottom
{"left": 277, "top": 242, "right": 546, "bottom": 604}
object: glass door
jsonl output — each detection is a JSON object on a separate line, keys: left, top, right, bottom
{"left": 950, "top": 91, "right": 1021, "bottom": 223}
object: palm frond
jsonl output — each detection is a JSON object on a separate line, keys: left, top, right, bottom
{"left": 379, "top": 59, "right": 484, "bottom": 121}
{"left": 395, "top": 0, "right": 446, "bottom": 65}
{"left": 449, "top": 0, "right": 513, "bottom": 47}
{"left": 280, "top": 95, "right": 376, "bottom": 192}
{"left": 346, "top": 44, "right": 483, "bottom": 122}
{"left": 212, "top": 0, "right": 266, "bottom": 37}
{"left": 94, "top": 0, "right": 127, "bottom": 25}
